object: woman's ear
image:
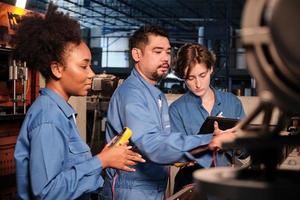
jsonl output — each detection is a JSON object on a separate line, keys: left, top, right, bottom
{"left": 132, "top": 48, "right": 142, "bottom": 62}
{"left": 50, "top": 62, "right": 64, "bottom": 79}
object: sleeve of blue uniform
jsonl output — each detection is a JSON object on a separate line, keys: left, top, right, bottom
{"left": 169, "top": 101, "right": 214, "bottom": 167}
{"left": 122, "top": 92, "right": 213, "bottom": 165}
{"left": 169, "top": 104, "right": 186, "bottom": 134}
{"left": 29, "top": 123, "right": 103, "bottom": 199}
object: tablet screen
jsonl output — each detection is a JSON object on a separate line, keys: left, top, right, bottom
{"left": 199, "top": 116, "right": 239, "bottom": 134}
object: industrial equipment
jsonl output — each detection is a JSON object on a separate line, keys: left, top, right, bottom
{"left": 194, "top": 0, "right": 300, "bottom": 199}
{"left": 87, "top": 72, "right": 119, "bottom": 154}
{"left": 0, "top": 3, "right": 39, "bottom": 199}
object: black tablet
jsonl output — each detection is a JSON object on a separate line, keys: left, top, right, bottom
{"left": 199, "top": 116, "right": 239, "bottom": 134}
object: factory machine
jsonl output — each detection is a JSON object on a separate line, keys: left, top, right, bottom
{"left": 194, "top": 1, "right": 300, "bottom": 200}
{"left": 0, "top": 3, "right": 40, "bottom": 199}
{"left": 87, "top": 72, "right": 119, "bottom": 155}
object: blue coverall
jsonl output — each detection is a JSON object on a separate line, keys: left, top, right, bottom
{"left": 169, "top": 89, "right": 245, "bottom": 166}
{"left": 169, "top": 89, "right": 245, "bottom": 195}
{"left": 103, "top": 69, "right": 214, "bottom": 200}
{"left": 14, "top": 88, "right": 103, "bottom": 200}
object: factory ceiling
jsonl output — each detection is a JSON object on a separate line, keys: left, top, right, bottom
{"left": 18, "top": 0, "right": 245, "bottom": 43}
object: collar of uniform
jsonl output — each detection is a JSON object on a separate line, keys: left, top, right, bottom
{"left": 131, "top": 68, "right": 162, "bottom": 99}
{"left": 40, "top": 88, "right": 77, "bottom": 118}
{"left": 212, "top": 87, "right": 222, "bottom": 106}
{"left": 186, "top": 87, "right": 222, "bottom": 106}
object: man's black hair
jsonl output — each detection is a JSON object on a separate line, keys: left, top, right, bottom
{"left": 129, "top": 25, "right": 169, "bottom": 51}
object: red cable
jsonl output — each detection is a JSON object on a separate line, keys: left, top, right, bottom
{"left": 111, "top": 173, "right": 118, "bottom": 200}
{"left": 212, "top": 151, "right": 217, "bottom": 167}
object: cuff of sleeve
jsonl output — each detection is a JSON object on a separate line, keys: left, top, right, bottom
{"left": 90, "top": 156, "right": 103, "bottom": 172}
{"left": 198, "top": 134, "right": 213, "bottom": 145}
{"left": 184, "top": 152, "right": 212, "bottom": 168}
{"left": 76, "top": 156, "right": 102, "bottom": 175}
{"left": 184, "top": 151, "right": 195, "bottom": 161}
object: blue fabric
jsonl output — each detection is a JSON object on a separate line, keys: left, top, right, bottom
{"left": 14, "top": 88, "right": 103, "bottom": 200}
{"left": 103, "top": 69, "right": 213, "bottom": 200}
{"left": 169, "top": 89, "right": 245, "bottom": 167}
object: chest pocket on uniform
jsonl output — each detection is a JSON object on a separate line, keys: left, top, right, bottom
{"left": 67, "top": 140, "right": 91, "bottom": 167}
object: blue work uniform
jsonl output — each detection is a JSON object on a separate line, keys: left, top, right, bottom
{"left": 14, "top": 88, "right": 103, "bottom": 200}
{"left": 103, "top": 69, "right": 213, "bottom": 200}
{"left": 169, "top": 89, "right": 245, "bottom": 193}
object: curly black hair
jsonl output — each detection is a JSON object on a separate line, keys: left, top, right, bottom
{"left": 129, "top": 25, "right": 169, "bottom": 51}
{"left": 174, "top": 43, "right": 216, "bottom": 79}
{"left": 12, "top": 2, "right": 82, "bottom": 80}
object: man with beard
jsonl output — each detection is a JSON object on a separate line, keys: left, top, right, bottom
{"left": 103, "top": 25, "right": 220, "bottom": 200}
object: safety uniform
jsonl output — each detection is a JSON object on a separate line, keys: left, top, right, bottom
{"left": 14, "top": 88, "right": 103, "bottom": 200}
{"left": 103, "top": 69, "right": 213, "bottom": 200}
{"left": 169, "top": 89, "right": 245, "bottom": 193}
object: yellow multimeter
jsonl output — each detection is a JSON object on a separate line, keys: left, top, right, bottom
{"left": 174, "top": 162, "right": 187, "bottom": 168}
{"left": 110, "top": 127, "right": 132, "bottom": 146}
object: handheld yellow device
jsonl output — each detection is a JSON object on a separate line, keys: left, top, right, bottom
{"left": 174, "top": 162, "right": 187, "bottom": 168}
{"left": 110, "top": 127, "right": 132, "bottom": 146}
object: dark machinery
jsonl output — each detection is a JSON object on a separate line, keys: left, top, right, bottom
{"left": 87, "top": 72, "right": 119, "bottom": 155}
{"left": 0, "top": 3, "right": 39, "bottom": 199}
{"left": 194, "top": 0, "right": 300, "bottom": 199}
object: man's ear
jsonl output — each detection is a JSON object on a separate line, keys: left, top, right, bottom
{"left": 132, "top": 48, "right": 142, "bottom": 62}
{"left": 50, "top": 62, "right": 64, "bottom": 79}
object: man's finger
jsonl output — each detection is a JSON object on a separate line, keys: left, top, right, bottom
{"left": 127, "top": 150, "right": 144, "bottom": 159}
{"left": 125, "top": 160, "right": 137, "bottom": 166}
{"left": 122, "top": 166, "right": 136, "bottom": 172}
{"left": 127, "top": 154, "right": 146, "bottom": 163}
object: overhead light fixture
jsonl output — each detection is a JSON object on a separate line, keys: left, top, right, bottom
{"left": 15, "top": 0, "right": 27, "bottom": 9}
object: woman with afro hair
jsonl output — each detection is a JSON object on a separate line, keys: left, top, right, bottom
{"left": 14, "top": 2, "right": 144, "bottom": 200}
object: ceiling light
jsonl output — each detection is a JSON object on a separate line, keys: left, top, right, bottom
{"left": 15, "top": 0, "right": 27, "bottom": 9}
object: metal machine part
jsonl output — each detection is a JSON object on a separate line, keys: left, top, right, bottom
{"left": 87, "top": 72, "right": 119, "bottom": 154}
{"left": 8, "top": 59, "right": 28, "bottom": 114}
{"left": 194, "top": 167, "right": 300, "bottom": 200}
{"left": 194, "top": 0, "right": 300, "bottom": 199}
{"left": 91, "top": 72, "right": 119, "bottom": 98}
{"left": 240, "top": 0, "right": 300, "bottom": 112}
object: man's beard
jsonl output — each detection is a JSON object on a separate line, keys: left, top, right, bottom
{"left": 151, "top": 70, "right": 168, "bottom": 82}
{"left": 152, "top": 66, "right": 170, "bottom": 81}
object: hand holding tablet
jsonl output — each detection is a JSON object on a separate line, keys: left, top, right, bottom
{"left": 199, "top": 116, "right": 239, "bottom": 134}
